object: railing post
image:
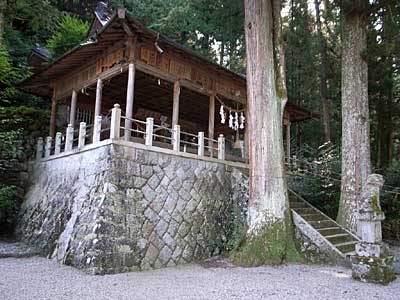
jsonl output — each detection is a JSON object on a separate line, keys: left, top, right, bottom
{"left": 173, "top": 124, "right": 180, "bottom": 152}
{"left": 145, "top": 117, "right": 154, "bottom": 146}
{"left": 36, "top": 137, "right": 43, "bottom": 161}
{"left": 44, "top": 136, "right": 52, "bottom": 158}
{"left": 218, "top": 134, "right": 225, "bottom": 160}
{"left": 65, "top": 124, "right": 74, "bottom": 152}
{"left": 110, "top": 104, "right": 121, "bottom": 139}
{"left": 54, "top": 132, "right": 62, "bottom": 155}
{"left": 198, "top": 132, "right": 204, "bottom": 156}
{"left": 93, "top": 115, "right": 102, "bottom": 144}
{"left": 78, "top": 122, "right": 86, "bottom": 149}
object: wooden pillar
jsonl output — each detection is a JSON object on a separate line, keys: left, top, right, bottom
{"left": 286, "top": 121, "right": 291, "bottom": 160}
{"left": 94, "top": 78, "right": 103, "bottom": 117}
{"left": 124, "top": 63, "right": 136, "bottom": 140}
{"left": 208, "top": 94, "right": 215, "bottom": 156}
{"left": 49, "top": 98, "right": 57, "bottom": 138}
{"left": 69, "top": 90, "right": 78, "bottom": 127}
{"left": 172, "top": 80, "right": 181, "bottom": 127}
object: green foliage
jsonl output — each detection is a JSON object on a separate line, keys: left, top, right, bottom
{"left": 225, "top": 200, "right": 248, "bottom": 251}
{"left": 0, "top": 47, "right": 18, "bottom": 85}
{"left": 110, "top": 0, "right": 245, "bottom": 72}
{"left": 0, "top": 185, "right": 17, "bottom": 210}
{"left": 4, "top": 0, "right": 59, "bottom": 34}
{"left": 288, "top": 143, "right": 341, "bottom": 219}
{"left": 381, "top": 163, "right": 400, "bottom": 240}
{"left": 0, "top": 106, "right": 49, "bottom": 232}
{"left": 46, "top": 15, "right": 89, "bottom": 58}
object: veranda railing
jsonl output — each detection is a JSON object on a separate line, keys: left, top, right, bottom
{"left": 35, "top": 103, "right": 227, "bottom": 162}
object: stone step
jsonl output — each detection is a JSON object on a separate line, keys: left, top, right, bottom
{"left": 289, "top": 202, "right": 308, "bottom": 209}
{"left": 307, "top": 220, "right": 337, "bottom": 229}
{"left": 292, "top": 207, "right": 315, "bottom": 215}
{"left": 300, "top": 214, "right": 329, "bottom": 222}
{"left": 334, "top": 241, "right": 358, "bottom": 254}
{"left": 317, "top": 227, "right": 345, "bottom": 236}
{"left": 326, "top": 233, "right": 356, "bottom": 245}
{"left": 289, "top": 190, "right": 361, "bottom": 263}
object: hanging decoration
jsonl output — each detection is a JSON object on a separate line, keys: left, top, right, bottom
{"left": 234, "top": 112, "right": 239, "bottom": 131}
{"left": 219, "top": 106, "right": 226, "bottom": 124}
{"left": 215, "top": 95, "right": 247, "bottom": 131}
{"left": 228, "top": 110, "right": 234, "bottom": 129}
{"left": 240, "top": 112, "right": 245, "bottom": 129}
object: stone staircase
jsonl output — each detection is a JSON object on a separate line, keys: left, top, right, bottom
{"left": 289, "top": 190, "right": 360, "bottom": 264}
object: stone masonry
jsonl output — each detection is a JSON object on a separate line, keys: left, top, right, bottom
{"left": 17, "top": 141, "right": 248, "bottom": 274}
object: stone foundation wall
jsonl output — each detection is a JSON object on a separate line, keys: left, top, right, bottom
{"left": 17, "top": 141, "right": 248, "bottom": 274}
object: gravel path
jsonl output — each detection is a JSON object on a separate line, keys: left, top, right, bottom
{"left": 0, "top": 257, "right": 398, "bottom": 300}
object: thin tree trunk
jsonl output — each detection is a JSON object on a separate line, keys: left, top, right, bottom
{"left": 220, "top": 38, "right": 225, "bottom": 66}
{"left": 337, "top": 6, "right": 371, "bottom": 234}
{"left": 376, "top": 5, "right": 395, "bottom": 169}
{"left": 0, "top": 0, "right": 5, "bottom": 48}
{"left": 314, "top": 0, "right": 331, "bottom": 142}
{"left": 232, "top": 0, "right": 298, "bottom": 266}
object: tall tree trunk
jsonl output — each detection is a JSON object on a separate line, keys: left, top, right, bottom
{"left": 314, "top": 0, "right": 331, "bottom": 142}
{"left": 232, "top": 0, "right": 298, "bottom": 266}
{"left": 337, "top": 4, "right": 371, "bottom": 234}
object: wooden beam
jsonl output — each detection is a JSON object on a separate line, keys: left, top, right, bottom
{"left": 49, "top": 98, "right": 57, "bottom": 138}
{"left": 123, "top": 21, "right": 134, "bottom": 37}
{"left": 208, "top": 94, "right": 215, "bottom": 156}
{"left": 69, "top": 90, "right": 78, "bottom": 127}
{"left": 172, "top": 80, "right": 180, "bottom": 127}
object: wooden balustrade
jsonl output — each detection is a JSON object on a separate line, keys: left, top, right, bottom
{"left": 35, "top": 103, "right": 227, "bottom": 162}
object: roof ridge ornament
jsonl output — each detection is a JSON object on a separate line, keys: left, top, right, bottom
{"left": 155, "top": 33, "right": 164, "bottom": 54}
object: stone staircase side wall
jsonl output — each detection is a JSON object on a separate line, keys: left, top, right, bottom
{"left": 292, "top": 211, "right": 347, "bottom": 266}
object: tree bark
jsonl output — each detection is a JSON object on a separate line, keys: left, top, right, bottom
{"left": 232, "top": 0, "right": 298, "bottom": 266}
{"left": 337, "top": 5, "right": 371, "bottom": 234}
{"left": 314, "top": 0, "right": 331, "bottom": 142}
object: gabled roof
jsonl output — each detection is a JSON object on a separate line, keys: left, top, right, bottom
{"left": 19, "top": 9, "right": 245, "bottom": 98}
{"left": 87, "top": 2, "right": 112, "bottom": 37}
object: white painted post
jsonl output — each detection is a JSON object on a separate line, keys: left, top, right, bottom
{"left": 78, "top": 122, "right": 86, "bottom": 148}
{"left": 65, "top": 124, "right": 74, "bottom": 152}
{"left": 198, "top": 132, "right": 204, "bottom": 156}
{"left": 218, "top": 134, "right": 225, "bottom": 160}
{"left": 44, "top": 136, "right": 52, "bottom": 158}
{"left": 54, "top": 132, "right": 62, "bottom": 155}
{"left": 173, "top": 125, "right": 180, "bottom": 152}
{"left": 36, "top": 137, "right": 43, "bottom": 161}
{"left": 93, "top": 115, "right": 102, "bottom": 143}
{"left": 145, "top": 117, "right": 154, "bottom": 146}
{"left": 94, "top": 78, "right": 103, "bottom": 117}
{"left": 110, "top": 104, "right": 121, "bottom": 139}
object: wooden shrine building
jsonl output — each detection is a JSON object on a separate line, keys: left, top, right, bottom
{"left": 20, "top": 8, "right": 314, "bottom": 162}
